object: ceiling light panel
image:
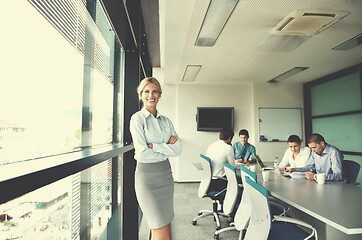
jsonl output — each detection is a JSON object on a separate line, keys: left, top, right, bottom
{"left": 268, "top": 67, "right": 309, "bottom": 83}
{"left": 195, "top": 0, "right": 239, "bottom": 46}
{"left": 333, "top": 33, "right": 362, "bottom": 50}
{"left": 182, "top": 65, "right": 202, "bottom": 82}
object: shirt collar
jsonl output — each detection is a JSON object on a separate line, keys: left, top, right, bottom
{"left": 141, "top": 107, "right": 161, "bottom": 119}
{"left": 321, "top": 144, "right": 330, "bottom": 155}
{"left": 240, "top": 142, "right": 249, "bottom": 147}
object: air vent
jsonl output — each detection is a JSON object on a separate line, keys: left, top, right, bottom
{"left": 271, "top": 10, "right": 349, "bottom": 35}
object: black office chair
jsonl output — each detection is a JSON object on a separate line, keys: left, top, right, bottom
{"left": 343, "top": 160, "right": 360, "bottom": 184}
{"left": 192, "top": 154, "right": 227, "bottom": 230}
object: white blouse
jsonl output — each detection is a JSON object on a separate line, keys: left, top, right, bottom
{"left": 279, "top": 146, "right": 311, "bottom": 168}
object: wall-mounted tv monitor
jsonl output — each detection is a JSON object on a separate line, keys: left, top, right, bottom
{"left": 197, "top": 107, "right": 234, "bottom": 132}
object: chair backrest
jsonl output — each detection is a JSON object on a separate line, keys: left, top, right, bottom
{"left": 198, "top": 154, "right": 212, "bottom": 198}
{"left": 243, "top": 176, "right": 272, "bottom": 240}
{"left": 223, "top": 162, "right": 239, "bottom": 215}
{"left": 343, "top": 160, "right": 360, "bottom": 184}
{"left": 240, "top": 165, "right": 257, "bottom": 182}
{"left": 233, "top": 166, "right": 257, "bottom": 230}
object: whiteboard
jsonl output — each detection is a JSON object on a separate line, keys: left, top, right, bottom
{"left": 258, "top": 108, "right": 302, "bottom": 142}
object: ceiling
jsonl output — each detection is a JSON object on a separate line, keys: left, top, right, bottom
{"left": 144, "top": 0, "right": 362, "bottom": 85}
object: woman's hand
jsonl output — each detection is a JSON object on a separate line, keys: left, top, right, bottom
{"left": 168, "top": 135, "right": 178, "bottom": 144}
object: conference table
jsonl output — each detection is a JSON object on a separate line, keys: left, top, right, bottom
{"left": 256, "top": 171, "right": 362, "bottom": 240}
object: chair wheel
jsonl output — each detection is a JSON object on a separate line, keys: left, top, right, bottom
{"left": 213, "top": 234, "right": 219, "bottom": 239}
{"left": 198, "top": 212, "right": 202, "bottom": 216}
{"left": 192, "top": 220, "right": 197, "bottom": 226}
{"left": 216, "top": 226, "right": 221, "bottom": 230}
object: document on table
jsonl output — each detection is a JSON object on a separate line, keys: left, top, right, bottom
{"left": 282, "top": 172, "right": 307, "bottom": 179}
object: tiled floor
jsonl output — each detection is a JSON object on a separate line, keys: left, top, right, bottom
{"left": 139, "top": 182, "right": 240, "bottom": 240}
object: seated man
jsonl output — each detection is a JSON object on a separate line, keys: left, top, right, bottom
{"left": 278, "top": 135, "right": 311, "bottom": 170}
{"left": 286, "top": 133, "right": 344, "bottom": 181}
{"left": 233, "top": 129, "right": 256, "bottom": 164}
{"left": 206, "top": 127, "right": 236, "bottom": 191}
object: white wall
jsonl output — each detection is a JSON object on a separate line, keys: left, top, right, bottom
{"left": 252, "top": 82, "right": 305, "bottom": 165}
{"left": 153, "top": 68, "right": 305, "bottom": 182}
{"left": 175, "top": 84, "right": 254, "bottom": 181}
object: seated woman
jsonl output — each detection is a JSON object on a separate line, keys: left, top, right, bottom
{"left": 278, "top": 135, "right": 311, "bottom": 170}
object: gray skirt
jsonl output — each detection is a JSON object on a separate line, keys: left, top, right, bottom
{"left": 135, "top": 159, "right": 174, "bottom": 229}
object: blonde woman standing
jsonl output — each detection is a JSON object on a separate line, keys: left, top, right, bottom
{"left": 130, "top": 77, "right": 182, "bottom": 240}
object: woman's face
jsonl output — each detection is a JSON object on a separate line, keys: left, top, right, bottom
{"left": 141, "top": 83, "right": 160, "bottom": 108}
{"left": 288, "top": 142, "right": 301, "bottom": 154}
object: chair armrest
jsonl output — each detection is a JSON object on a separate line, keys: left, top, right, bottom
{"left": 213, "top": 176, "right": 228, "bottom": 182}
{"left": 272, "top": 216, "right": 318, "bottom": 240}
{"left": 273, "top": 216, "right": 312, "bottom": 228}
{"left": 214, "top": 188, "right": 227, "bottom": 197}
{"left": 269, "top": 195, "right": 290, "bottom": 214}
{"left": 273, "top": 216, "right": 318, "bottom": 240}
{"left": 269, "top": 201, "right": 287, "bottom": 216}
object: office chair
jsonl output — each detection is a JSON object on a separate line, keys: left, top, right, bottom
{"left": 232, "top": 166, "right": 288, "bottom": 240}
{"left": 213, "top": 162, "right": 242, "bottom": 239}
{"left": 192, "top": 154, "right": 227, "bottom": 230}
{"left": 343, "top": 160, "right": 360, "bottom": 184}
{"left": 239, "top": 166, "right": 287, "bottom": 216}
{"left": 243, "top": 175, "right": 318, "bottom": 240}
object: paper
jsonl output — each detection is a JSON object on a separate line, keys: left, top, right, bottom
{"left": 282, "top": 172, "right": 306, "bottom": 179}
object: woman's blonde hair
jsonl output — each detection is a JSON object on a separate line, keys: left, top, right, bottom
{"left": 137, "top": 77, "right": 162, "bottom": 100}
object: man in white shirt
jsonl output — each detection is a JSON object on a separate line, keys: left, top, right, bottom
{"left": 206, "top": 128, "right": 236, "bottom": 190}
{"left": 278, "top": 135, "right": 311, "bottom": 170}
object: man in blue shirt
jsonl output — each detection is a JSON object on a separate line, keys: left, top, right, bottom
{"left": 233, "top": 129, "right": 256, "bottom": 164}
{"left": 286, "top": 133, "right": 344, "bottom": 181}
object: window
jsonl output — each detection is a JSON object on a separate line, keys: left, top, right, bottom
{"left": 0, "top": 0, "right": 125, "bottom": 239}
{"left": 0, "top": 1, "right": 83, "bottom": 164}
{"left": 304, "top": 64, "right": 362, "bottom": 181}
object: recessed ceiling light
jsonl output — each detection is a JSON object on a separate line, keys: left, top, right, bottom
{"left": 268, "top": 67, "right": 309, "bottom": 83}
{"left": 182, "top": 65, "right": 202, "bottom": 82}
{"left": 195, "top": 0, "right": 239, "bottom": 47}
{"left": 332, "top": 33, "right": 362, "bottom": 50}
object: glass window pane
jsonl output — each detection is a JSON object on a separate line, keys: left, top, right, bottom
{"left": 116, "top": 50, "right": 125, "bottom": 144}
{"left": 311, "top": 72, "right": 362, "bottom": 116}
{"left": 92, "top": 70, "right": 113, "bottom": 145}
{"left": 312, "top": 113, "right": 362, "bottom": 152}
{"left": 0, "top": 1, "right": 83, "bottom": 164}
{"left": 89, "top": 160, "right": 112, "bottom": 238}
{"left": 0, "top": 176, "right": 73, "bottom": 239}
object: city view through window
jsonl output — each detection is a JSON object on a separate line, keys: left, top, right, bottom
{"left": 0, "top": 1, "right": 117, "bottom": 239}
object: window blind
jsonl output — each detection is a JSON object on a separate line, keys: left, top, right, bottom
{"left": 28, "top": 0, "right": 114, "bottom": 82}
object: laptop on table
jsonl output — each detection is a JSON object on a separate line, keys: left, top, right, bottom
{"left": 255, "top": 155, "right": 274, "bottom": 170}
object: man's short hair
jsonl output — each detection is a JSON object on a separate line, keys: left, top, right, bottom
{"left": 307, "top": 133, "right": 325, "bottom": 144}
{"left": 288, "top": 135, "right": 302, "bottom": 143}
{"left": 219, "top": 128, "right": 234, "bottom": 140}
{"left": 238, "top": 129, "right": 249, "bottom": 138}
